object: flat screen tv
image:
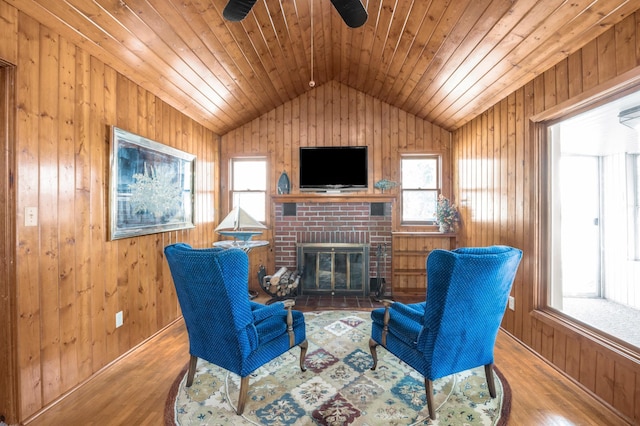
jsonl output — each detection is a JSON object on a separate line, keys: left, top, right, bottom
{"left": 299, "top": 146, "right": 368, "bottom": 192}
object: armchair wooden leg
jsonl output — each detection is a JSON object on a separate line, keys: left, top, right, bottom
{"left": 286, "top": 306, "right": 295, "bottom": 347}
{"left": 485, "top": 363, "right": 496, "bottom": 398}
{"left": 186, "top": 355, "right": 198, "bottom": 387}
{"left": 369, "top": 338, "right": 378, "bottom": 370}
{"left": 299, "top": 340, "right": 308, "bottom": 372}
{"left": 236, "top": 376, "right": 250, "bottom": 415}
{"left": 425, "top": 378, "right": 435, "bottom": 420}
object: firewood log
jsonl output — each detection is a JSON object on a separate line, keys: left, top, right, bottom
{"left": 282, "top": 270, "right": 294, "bottom": 284}
{"left": 270, "top": 267, "right": 288, "bottom": 285}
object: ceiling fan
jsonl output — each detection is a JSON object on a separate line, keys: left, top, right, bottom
{"left": 223, "top": 0, "right": 368, "bottom": 28}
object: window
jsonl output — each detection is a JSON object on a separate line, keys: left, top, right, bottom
{"left": 545, "top": 89, "right": 640, "bottom": 349}
{"left": 401, "top": 155, "right": 440, "bottom": 223}
{"left": 231, "top": 157, "right": 266, "bottom": 222}
{"left": 628, "top": 154, "right": 640, "bottom": 260}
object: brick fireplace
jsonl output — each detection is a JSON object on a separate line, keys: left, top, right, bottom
{"left": 274, "top": 200, "right": 392, "bottom": 296}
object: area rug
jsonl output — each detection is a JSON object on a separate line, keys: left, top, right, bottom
{"left": 165, "top": 310, "right": 511, "bottom": 425}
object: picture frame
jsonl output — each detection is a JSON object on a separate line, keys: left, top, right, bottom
{"left": 108, "top": 126, "right": 196, "bottom": 240}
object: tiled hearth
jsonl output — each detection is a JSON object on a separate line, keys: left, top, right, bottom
{"left": 274, "top": 201, "right": 392, "bottom": 295}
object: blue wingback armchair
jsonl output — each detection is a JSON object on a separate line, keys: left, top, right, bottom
{"left": 369, "top": 245, "right": 522, "bottom": 420}
{"left": 164, "top": 243, "right": 308, "bottom": 415}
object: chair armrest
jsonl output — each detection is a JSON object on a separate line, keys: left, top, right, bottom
{"left": 389, "top": 302, "right": 425, "bottom": 323}
{"left": 250, "top": 301, "right": 287, "bottom": 322}
{"left": 378, "top": 301, "right": 425, "bottom": 348}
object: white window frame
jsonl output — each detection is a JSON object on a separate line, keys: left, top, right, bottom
{"left": 628, "top": 153, "right": 640, "bottom": 260}
{"left": 230, "top": 157, "right": 267, "bottom": 222}
{"left": 400, "top": 154, "right": 441, "bottom": 225}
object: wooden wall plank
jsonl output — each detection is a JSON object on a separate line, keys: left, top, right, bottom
{"left": 597, "top": 27, "right": 618, "bottom": 84}
{"left": 581, "top": 39, "right": 599, "bottom": 92}
{"left": 133, "top": 86, "right": 150, "bottom": 346}
{"left": 115, "top": 73, "right": 133, "bottom": 357}
{"left": 615, "top": 14, "right": 637, "bottom": 74}
{"left": 88, "top": 55, "right": 107, "bottom": 372}
{"left": 75, "top": 44, "right": 93, "bottom": 385}
{"left": 38, "top": 26, "right": 62, "bottom": 405}
{"left": 612, "top": 361, "right": 636, "bottom": 417}
{"left": 16, "top": 12, "right": 43, "bottom": 416}
{"left": 60, "top": 39, "right": 82, "bottom": 387}
{"left": 103, "top": 65, "right": 120, "bottom": 364}
{"left": 521, "top": 80, "right": 536, "bottom": 347}
{"left": 567, "top": 50, "right": 583, "bottom": 99}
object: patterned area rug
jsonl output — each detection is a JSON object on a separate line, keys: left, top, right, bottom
{"left": 165, "top": 311, "right": 510, "bottom": 425}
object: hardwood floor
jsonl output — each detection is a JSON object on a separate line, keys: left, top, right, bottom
{"left": 24, "top": 296, "right": 631, "bottom": 426}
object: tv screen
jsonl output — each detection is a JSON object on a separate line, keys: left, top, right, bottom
{"left": 299, "top": 146, "right": 368, "bottom": 192}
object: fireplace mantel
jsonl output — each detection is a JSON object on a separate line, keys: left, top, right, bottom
{"left": 272, "top": 194, "right": 397, "bottom": 203}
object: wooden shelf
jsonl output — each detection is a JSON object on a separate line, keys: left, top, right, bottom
{"left": 391, "top": 233, "right": 457, "bottom": 292}
{"left": 272, "top": 194, "right": 397, "bottom": 203}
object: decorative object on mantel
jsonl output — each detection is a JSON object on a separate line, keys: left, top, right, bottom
{"left": 374, "top": 178, "right": 397, "bottom": 193}
{"left": 277, "top": 170, "right": 290, "bottom": 194}
{"left": 215, "top": 206, "right": 267, "bottom": 242}
{"left": 436, "top": 194, "right": 459, "bottom": 233}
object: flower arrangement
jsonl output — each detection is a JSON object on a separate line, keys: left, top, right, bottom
{"left": 436, "top": 194, "right": 459, "bottom": 232}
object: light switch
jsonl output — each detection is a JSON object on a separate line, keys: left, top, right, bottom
{"left": 115, "top": 311, "right": 124, "bottom": 328}
{"left": 25, "top": 207, "right": 38, "bottom": 227}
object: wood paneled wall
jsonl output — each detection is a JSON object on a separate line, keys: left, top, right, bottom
{"left": 220, "top": 80, "right": 452, "bottom": 282}
{"left": 453, "top": 12, "right": 640, "bottom": 423}
{"left": 0, "top": 5, "right": 220, "bottom": 423}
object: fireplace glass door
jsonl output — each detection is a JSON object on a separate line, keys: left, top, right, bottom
{"left": 298, "top": 243, "right": 369, "bottom": 295}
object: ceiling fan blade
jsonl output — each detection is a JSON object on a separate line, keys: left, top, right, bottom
{"left": 330, "top": 0, "right": 368, "bottom": 28}
{"left": 223, "top": 0, "right": 258, "bottom": 22}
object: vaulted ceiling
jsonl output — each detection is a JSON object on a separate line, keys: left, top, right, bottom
{"left": 11, "top": 0, "right": 640, "bottom": 135}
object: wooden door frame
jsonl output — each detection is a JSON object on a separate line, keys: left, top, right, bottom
{"left": 0, "top": 62, "right": 18, "bottom": 425}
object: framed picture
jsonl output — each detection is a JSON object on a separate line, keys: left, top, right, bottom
{"left": 108, "top": 126, "right": 196, "bottom": 240}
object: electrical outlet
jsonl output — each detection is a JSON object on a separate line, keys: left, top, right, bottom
{"left": 25, "top": 207, "right": 38, "bottom": 227}
{"left": 115, "top": 311, "right": 124, "bottom": 328}
{"left": 508, "top": 296, "right": 515, "bottom": 311}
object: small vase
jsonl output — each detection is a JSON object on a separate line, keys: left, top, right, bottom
{"left": 438, "top": 224, "right": 448, "bottom": 233}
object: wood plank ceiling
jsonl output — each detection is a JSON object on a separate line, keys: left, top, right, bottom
{"left": 9, "top": 0, "right": 640, "bottom": 135}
